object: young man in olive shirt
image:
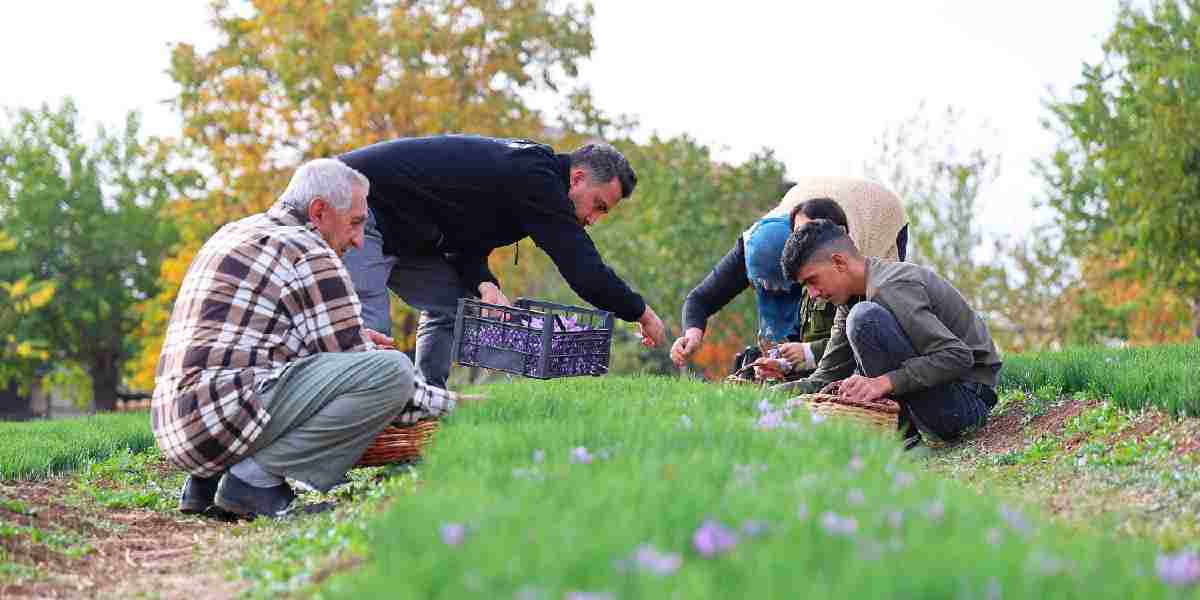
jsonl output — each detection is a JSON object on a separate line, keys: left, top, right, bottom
{"left": 779, "top": 219, "right": 1002, "bottom": 447}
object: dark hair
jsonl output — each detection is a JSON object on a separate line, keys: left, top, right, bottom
{"left": 780, "top": 219, "right": 858, "bottom": 280}
{"left": 570, "top": 142, "right": 638, "bottom": 198}
{"left": 788, "top": 197, "right": 848, "bottom": 231}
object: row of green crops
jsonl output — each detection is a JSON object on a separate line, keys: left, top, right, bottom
{"left": 0, "top": 411, "right": 152, "bottom": 479}
{"left": 999, "top": 341, "right": 1200, "bottom": 416}
{"left": 301, "top": 377, "right": 1188, "bottom": 599}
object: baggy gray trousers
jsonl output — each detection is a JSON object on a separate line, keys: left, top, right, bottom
{"left": 340, "top": 209, "right": 473, "bottom": 388}
{"left": 247, "top": 350, "right": 416, "bottom": 492}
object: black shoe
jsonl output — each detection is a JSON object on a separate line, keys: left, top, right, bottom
{"left": 214, "top": 472, "right": 297, "bottom": 519}
{"left": 179, "top": 474, "right": 221, "bottom": 515}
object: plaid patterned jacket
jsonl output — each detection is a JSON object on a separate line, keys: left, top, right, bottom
{"left": 152, "top": 203, "right": 453, "bottom": 477}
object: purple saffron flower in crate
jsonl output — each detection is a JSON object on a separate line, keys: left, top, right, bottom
{"left": 692, "top": 519, "right": 738, "bottom": 557}
{"left": 440, "top": 522, "right": 466, "bottom": 547}
{"left": 570, "top": 446, "right": 593, "bottom": 464}
{"left": 1156, "top": 550, "right": 1200, "bottom": 587}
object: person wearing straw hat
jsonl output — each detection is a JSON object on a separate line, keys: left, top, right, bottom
{"left": 671, "top": 176, "right": 909, "bottom": 382}
{"left": 153, "top": 159, "right": 474, "bottom": 519}
{"left": 338, "top": 136, "right": 667, "bottom": 389}
{"left": 779, "top": 219, "right": 1001, "bottom": 448}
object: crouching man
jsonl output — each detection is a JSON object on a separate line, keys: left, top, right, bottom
{"left": 779, "top": 219, "right": 1002, "bottom": 449}
{"left": 152, "top": 159, "right": 468, "bottom": 519}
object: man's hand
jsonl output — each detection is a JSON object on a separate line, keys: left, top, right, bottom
{"left": 636, "top": 305, "right": 667, "bottom": 348}
{"left": 670, "top": 327, "right": 704, "bottom": 367}
{"left": 478, "top": 282, "right": 510, "bottom": 307}
{"left": 364, "top": 328, "right": 397, "bottom": 349}
{"left": 838, "top": 374, "right": 894, "bottom": 404}
{"left": 818, "top": 380, "right": 843, "bottom": 395}
{"left": 777, "top": 342, "right": 814, "bottom": 370}
{"left": 751, "top": 357, "right": 789, "bottom": 381}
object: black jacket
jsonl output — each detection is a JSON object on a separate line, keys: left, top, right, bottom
{"left": 339, "top": 135, "right": 647, "bottom": 322}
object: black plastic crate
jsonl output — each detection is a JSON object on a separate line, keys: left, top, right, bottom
{"left": 451, "top": 297, "right": 614, "bottom": 379}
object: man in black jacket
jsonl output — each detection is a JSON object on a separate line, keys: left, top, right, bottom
{"left": 339, "top": 135, "right": 667, "bottom": 387}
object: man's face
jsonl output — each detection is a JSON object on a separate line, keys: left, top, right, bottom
{"left": 795, "top": 256, "right": 853, "bottom": 305}
{"left": 312, "top": 185, "right": 368, "bottom": 256}
{"left": 568, "top": 168, "right": 622, "bottom": 228}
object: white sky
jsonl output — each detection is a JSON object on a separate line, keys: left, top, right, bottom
{"left": 0, "top": 1, "right": 1135, "bottom": 240}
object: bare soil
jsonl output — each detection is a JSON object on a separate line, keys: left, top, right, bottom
{"left": 0, "top": 474, "right": 246, "bottom": 600}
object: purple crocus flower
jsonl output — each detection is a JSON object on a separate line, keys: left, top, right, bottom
{"left": 887, "top": 510, "right": 904, "bottom": 529}
{"left": 633, "top": 544, "right": 683, "bottom": 575}
{"left": 692, "top": 519, "right": 738, "bottom": 557}
{"left": 565, "top": 593, "right": 615, "bottom": 600}
{"left": 570, "top": 446, "right": 593, "bottom": 464}
{"left": 925, "top": 501, "right": 945, "bottom": 522}
{"left": 740, "top": 520, "right": 771, "bottom": 538}
{"left": 757, "top": 398, "right": 773, "bottom": 414}
{"left": 999, "top": 505, "right": 1032, "bottom": 534}
{"left": 893, "top": 471, "right": 915, "bottom": 489}
{"left": 985, "top": 528, "right": 1002, "bottom": 547}
{"left": 847, "top": 489, "right": 866, "bottom": 506}
{"left": 848, "top": 456, "right": 865, "bottom": 472}
{"left": 757, "top": 411, "right": 785, "bottom": 430}
{"left": 532, "top": 449, "right": 545, "bottom": 464}
{"left": 440, "top": 522, "right": 466, "bottom": 547}
{"left": 797, "top": 503, "right": 810, "bottom": 520}
{"left": 1156, "top": 551, "right": 1200, "bottom": 587}
{"left": 819, "top": 512, "right": 858, "bottom": 536}
{"left": 680, "top": 414, "right": 694, "bottom": 430}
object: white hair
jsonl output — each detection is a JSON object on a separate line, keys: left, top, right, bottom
{"left": 279, "top": 158, "right": 369, "bottom": 213}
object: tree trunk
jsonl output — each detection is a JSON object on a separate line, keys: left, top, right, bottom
{"left": 1194, "top": 297, "right": 1200, "bottom": 339}
{"left": 90, "top": 353, "right": 120, "bottom": 412}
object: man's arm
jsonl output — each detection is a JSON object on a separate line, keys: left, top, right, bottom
{"left": 444, "top": 251, "right": 499, "bottom": 298}
{"left": 773, "top": 304, "right": 856, "bottom": 394}
{"left": 880, "top": 282, "right": 974, "bottom": 395}
{"left": 516, "top": 167, "right": 646, "bottom": 323}
{"left": 681, "top": 240, "right": 751, "bottom": 333}
{"left": 289, "top": 248, "right": 376, "bottom": 352}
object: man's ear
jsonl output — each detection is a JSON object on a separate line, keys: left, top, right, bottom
{"left": 308, "top": 197, "right": 328, "bottom": 223}
{"left": 569, "top": 167, "right": 587, "bottom": 189}
{"left": 830, "top": 252, "right": 849, "bottom": 272}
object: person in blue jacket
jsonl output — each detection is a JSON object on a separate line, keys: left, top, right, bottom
{"left": 339, "top": 135, "right": 667, "bottom": 387}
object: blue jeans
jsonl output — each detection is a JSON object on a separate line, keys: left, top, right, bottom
{"left": 845, "top": 301, "right": 992, "bottom": 443}
{"left": 340, "top": 209, "right": 471, "bottom": 388}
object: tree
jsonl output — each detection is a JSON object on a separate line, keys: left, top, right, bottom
{"left": 0, "top": 100, "right": 189, "bottom": 410}
{"left": 134, "top": 0, "right": 605, "bottom": 387}
{"left": 0, "top": 231, "right": 55, "bottom": 389}
{"left": 865, "top": 103, "right": 1077, "bottom": 353}
{"left": 1042, "top": 0, "right": 1200, "bottom": 338}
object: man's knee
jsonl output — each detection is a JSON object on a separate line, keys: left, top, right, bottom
{"left": 846, "top": 301, "right": 892, "bottom": 343}
{"left": 361, "top": 350, "right": 416, "bottom": 403}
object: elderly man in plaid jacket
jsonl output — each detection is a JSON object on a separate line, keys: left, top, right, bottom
{"left": 152, "top": 159, "right": 467, "bottom": 519}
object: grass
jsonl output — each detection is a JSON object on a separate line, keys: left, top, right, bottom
{"left": 0, "top": 411, "right": 152, "bottom": 479}
{"left": 261, "top": 376, "right": 1183, "bottom": 599}
{"left": 999, "top": 341, "right": 1200, "bottom": 416}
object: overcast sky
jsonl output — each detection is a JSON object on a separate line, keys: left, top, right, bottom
{"left": 0, "top": 1, "right": 1137, "bottom": 239}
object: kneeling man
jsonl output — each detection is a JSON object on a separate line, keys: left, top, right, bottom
{"left": 779, "top": 219, "right": 1002, "bottom": 448}
{"left": 153, "top": 159, "right": 464, "bottom": 518}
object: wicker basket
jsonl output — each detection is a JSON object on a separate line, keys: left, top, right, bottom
{"left": 356, "top": 419, "right": 440, "bottom": 467}
{"left": 787, "top": 393, "right": 899, "bottom": 431}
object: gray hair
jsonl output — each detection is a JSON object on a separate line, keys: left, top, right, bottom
{"left": 569, "top": 142, "right": 638, "bottom": 198}
{"left": 279, "top": 158, "right": 369, "bottom": 213}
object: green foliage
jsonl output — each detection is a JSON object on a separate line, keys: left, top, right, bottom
{"left": 1042, "top": 0, "right": 1200, "bottom": 334}
{"left": 74, "top": 447, "right": 182, "bottom": 511}
{"left": 0, "top": 99, "right": 194, "bottom": 409}
{"left": 0, "top": 411, "right": 153, "bottom": 479}
{"left": 999, "top": 341, "right": 1200, "bottom": 415}
{"left": 865, "top": 103, "right": 1076, "bottom": 353}
{"left": 224, "top": 376, "right": 1177, "bottom": 599}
